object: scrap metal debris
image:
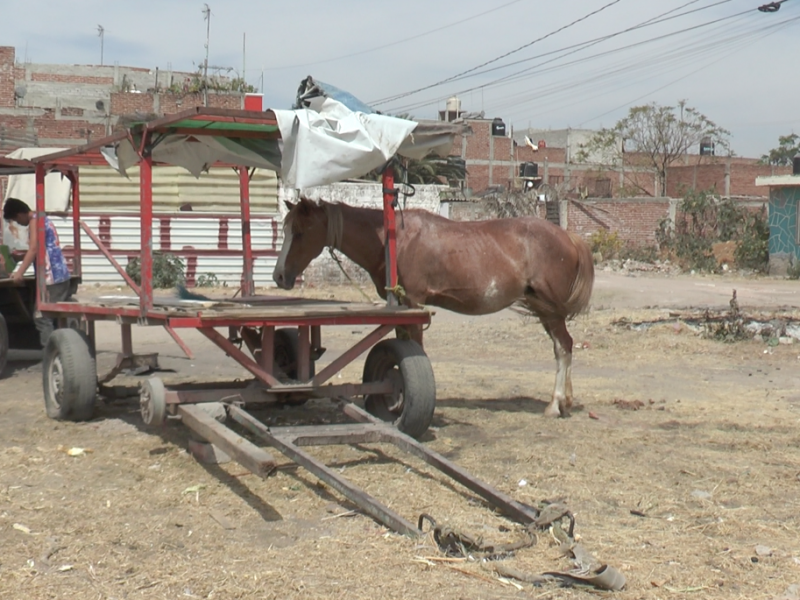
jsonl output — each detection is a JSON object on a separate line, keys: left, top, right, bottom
{"left": 417, "top": 501, "right": 625, "bottom": 592}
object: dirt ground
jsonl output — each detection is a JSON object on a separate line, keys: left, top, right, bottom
{"left": 2, "top": 271, "right": 800, "bottom": 600}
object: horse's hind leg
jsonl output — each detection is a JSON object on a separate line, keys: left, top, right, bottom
{"left": 542, "top": 317, "right": 573, "bottom": 418}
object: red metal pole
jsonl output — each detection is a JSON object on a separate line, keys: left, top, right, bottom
{"left": 139, "top": 145, "right": 154, "bottom": 316}
{"left": 238, "top": 166, "right": 255, "bottom": 297}
{"left": 382, "top": 166, "right": 398, "bottom": 306}
{"left": 70, "top": 169, "right": 82, "bottom": 278}
{"left": 35, "top": 164, "right": 47, "bottom": 308}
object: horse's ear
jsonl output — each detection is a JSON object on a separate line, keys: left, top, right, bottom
{"left": 297, "top": 198, "right": 313, "bottom": 216}
{"left": 284, "top": 200, "right": 295, "bottom": 212}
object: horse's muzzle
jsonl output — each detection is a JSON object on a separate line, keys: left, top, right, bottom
{"left": 273, "top": 270, "right": 296, "bottom": 290}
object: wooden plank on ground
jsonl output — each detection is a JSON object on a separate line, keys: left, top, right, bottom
{"left": 178, "top": 405, "right": 277, "bottom": 477}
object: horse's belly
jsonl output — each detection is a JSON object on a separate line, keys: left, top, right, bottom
{"left": 426, "top": 281, "right": 520, "bottom": 316}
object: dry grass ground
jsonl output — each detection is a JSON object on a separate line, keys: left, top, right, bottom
{"left": 1, "top": 273, "right": 799, "bottom": 599}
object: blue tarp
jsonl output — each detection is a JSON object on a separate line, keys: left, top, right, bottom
{"left": 294, "top": 76, "right": 377, "bottom": 115}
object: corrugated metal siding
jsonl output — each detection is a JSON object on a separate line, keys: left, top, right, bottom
{"left": 50, "top": 214, "right": 283, "bottom": 287}
{"left": 77, "top": 166, "right": 279, "bottom": 213}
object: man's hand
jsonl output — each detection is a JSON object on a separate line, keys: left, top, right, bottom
{"left": 11, "top": 270, "right": 24, "bottom": 284}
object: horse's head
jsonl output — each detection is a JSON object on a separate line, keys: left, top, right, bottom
{"left": 273, "top": 198, "right": 330, "bottom": 289}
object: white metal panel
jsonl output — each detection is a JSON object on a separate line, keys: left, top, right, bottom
{"left": 50, "top": 213, "right": 282, "bottom": 287}
{"left": 76, "top": 166, "right": 279, "bottom": 213}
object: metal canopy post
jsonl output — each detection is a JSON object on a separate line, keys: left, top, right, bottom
{"left": 34, "top": 164, "right": 48, "bottom": 308}
{"left": 68, "top": 169, "right": 82, "bottom": 278}
{"left": 238, "top": 166, "right": 255, "bottom": 297}
{"left": 382, "top": 166, "right": 398, "bottom": 306}
{"left": 139, "top": 142, "right": 154, "bottom": 316}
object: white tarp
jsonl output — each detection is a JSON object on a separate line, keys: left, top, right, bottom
{"left": 4, "top": 147, "right": 72, "bottom": 212}
{"left": 107, "top": 98, "right": 459, "bottom": 190}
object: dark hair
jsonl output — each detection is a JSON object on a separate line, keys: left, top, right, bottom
{"left": 3, "top": 197, "right": 31, "bottom": 220}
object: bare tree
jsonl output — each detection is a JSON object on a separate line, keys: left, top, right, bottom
{"left": 577, "top": 101, "right": 730, "bottom": 197}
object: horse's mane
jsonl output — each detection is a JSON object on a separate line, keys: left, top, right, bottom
{"left": 285, "top": 197, "right": 344, "bottom": 251}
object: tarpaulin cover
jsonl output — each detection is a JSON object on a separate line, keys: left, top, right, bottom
{"left": 105, "top": 77, "right": 460, "bottom": 190}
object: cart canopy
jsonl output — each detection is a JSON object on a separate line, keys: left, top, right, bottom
{"left": 101, "top": 77, "right": 461, "bottom": 189}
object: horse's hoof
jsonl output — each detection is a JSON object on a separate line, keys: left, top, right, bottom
{"left": 543, "top": 405, "right": 561, "bottom": 418}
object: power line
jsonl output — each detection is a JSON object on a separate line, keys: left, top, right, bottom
{"left": 485, "top": 11, "right": 757, "bottom": 115}
{"left": 504, "top": 15, "right": 793, "bottom": 125}
{"left": 370, "top": 0, "right": 625, "bottom": 106}
{"left": 261, "top": 0, "right": 525, "bottom": 71}
{"left": 575, "top": 14, "right": 799, "bottom": 127}
{"left": 385, "top": 2, "right": 754, "bottom": 114}
{"left": 419, "top": 0, "right": 727, "bottom": 91}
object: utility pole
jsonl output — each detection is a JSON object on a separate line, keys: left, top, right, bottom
{"left": 97, "top": 25, "right": 105, "bottom": 66}
{"left": 242, "top": 32, "right": 246, "bottom": 92}
{"left": 202, "top": 4, "right": 211, "bottom": 106}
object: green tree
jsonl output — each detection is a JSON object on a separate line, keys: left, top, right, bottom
{"left": 760, "top": 133, "right": 800, "bottom": 166}
{"left": 578, "top": 101, "right": 730, "bottom": 197}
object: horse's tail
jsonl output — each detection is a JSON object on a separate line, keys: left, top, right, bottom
{"left": 513, "top": 231, "right": 594, "bottom": 321}
{"left": 562, "top": 232, "right": 595, "bottom": 319}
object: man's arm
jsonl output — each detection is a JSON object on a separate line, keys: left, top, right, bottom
{"left": 11, "top": 223, "right": 38, "bottom": 282}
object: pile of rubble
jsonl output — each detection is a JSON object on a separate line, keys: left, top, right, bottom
{"left": 600, "top": 259, "right": 682, "bottom": 275}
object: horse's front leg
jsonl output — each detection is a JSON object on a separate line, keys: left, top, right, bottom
{"left": 395, "top": 323, "right": 424, "bottom": 347}
{"left": 394, "top": 293, "right": 425, "bottom": 348}
{"left": 542, "top": 317, "right": 573, "bottom": 418}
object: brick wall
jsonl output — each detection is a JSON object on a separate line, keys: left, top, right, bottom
{"left": 568, "top": 198, "right": 671, "bottom": 246}
{"left": 666, "top": 162, "right": 792, "bottom": 197}
{"left": 30, "top": 73, "right": 114, "bottom": 84}
{"left": 445, "top": 196, "right": 672, "bottom": 247}
{"left": 0, "top": 46, "right": 15, "bottom": 107}
{"left": 1, "top": 46, "right": 244, "bottom": 151}
{"left": 110, "top": 91, "right": 243, "bottom": 118}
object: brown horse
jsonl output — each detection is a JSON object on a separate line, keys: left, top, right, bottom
{"left": 273, "top": 198, "right": 594, "bottom": 418}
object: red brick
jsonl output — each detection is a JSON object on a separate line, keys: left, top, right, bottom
{"left": 0, "top": 46, "right": 16, "bottom": 107}
{"left": 31, "top": 73, "right": 114, "bottom": 85}
{"left": 568, "top": 199, "right": 671, "bottom": 246}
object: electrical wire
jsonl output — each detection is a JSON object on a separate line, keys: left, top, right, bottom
{"left": 259, "top": 0, "right": 525, "bottom": 71}
{"left": 369, "top": 0, "right": 626, "bottom": 105}
{"left": 385, "top": 3, "right": 768, "bottom": 114}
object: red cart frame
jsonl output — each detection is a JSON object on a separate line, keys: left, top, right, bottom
{"left": 24, "top": 108, "right": 539, "bottom": 536}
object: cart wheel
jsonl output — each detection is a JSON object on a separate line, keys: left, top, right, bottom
{"left": 140, "top": 377, "right": 167, "bottom": 427}
{"left": 0, "top": 314, "right": 8, "bottom": 379}
{"left": 362, "top": 339, "right": 436, "bottom": 439}
{"left": 42, "top": 329, "right": 97, "bottom": 421}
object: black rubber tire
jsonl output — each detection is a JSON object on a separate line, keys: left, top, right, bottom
{"left": 140, "top": 377, "right": 167, "bottom": 427}
{"left": 0, "top": 313, "right": 8, "bottom": 379}
{"left": 362, "top": 339, "right": 436, "bottom": 439}
{"left": 42, "top": 329, "right": 98, "bottom": 421}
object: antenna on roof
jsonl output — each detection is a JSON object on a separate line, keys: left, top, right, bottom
{"left": 202, "top": 4, "right": 211, "bottom": 106}
{"left": 97, "top": 25, "right": 105, "bottom": 66}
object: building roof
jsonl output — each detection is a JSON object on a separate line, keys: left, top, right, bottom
{"left": 755, "top": 174, "right": 800, "bottom": 188}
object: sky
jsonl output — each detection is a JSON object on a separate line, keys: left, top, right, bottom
{"left": 2, "top": 0, "right": 799, "bottom": 158}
